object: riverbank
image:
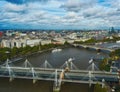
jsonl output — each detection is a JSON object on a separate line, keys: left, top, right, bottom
{"left": 0, "top": 43, "right": 71, "bottom": 63}
{"left": 24, "top": 44, "right": 72, "bottom": 58}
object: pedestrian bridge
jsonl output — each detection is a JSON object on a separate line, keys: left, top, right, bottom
{"left": 0, "top": 58, "right": 119, "bottom": 90}
{"left": 0, "top": 66, "right": 119, "bottom": 82}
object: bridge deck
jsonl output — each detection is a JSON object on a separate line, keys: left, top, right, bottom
{"left": 0, "top": 67, "right": 119, "bottom": 83}
{"left": 73, "top": 44, "right": 114, "bottom": 52}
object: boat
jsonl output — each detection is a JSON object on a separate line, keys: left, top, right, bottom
{"left": 52, "top": 48, "right": 62, "bottom": 53}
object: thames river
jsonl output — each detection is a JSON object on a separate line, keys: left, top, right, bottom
{"left": 0, "top": 47, "right": 109, "bottom": 92}
{"left": 23, "top": 47, "right": 108, "bottom": 69}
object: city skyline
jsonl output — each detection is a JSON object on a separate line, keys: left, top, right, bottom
{"left": 0, "top": 0, "right": 120, "bottom": 30}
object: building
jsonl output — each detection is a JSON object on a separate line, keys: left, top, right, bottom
{"left": 26, "top": 39, "right": 41, "bottom": 47}
{"left": 41, "top": 40, "right": 51, "bottom": 45}
{"left": 0, "top": 39, "right": 26, "bottom": 48}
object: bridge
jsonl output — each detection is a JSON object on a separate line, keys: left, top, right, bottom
{"left": 0, "top": 58, "right": 120, "bottom": 91}
{"left": 72, "top": 44, "right": 115, "bottom": 52}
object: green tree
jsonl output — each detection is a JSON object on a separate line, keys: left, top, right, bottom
{"left": 94, "top": 83, "right": 107, "bottom": 92}
{"left": 94, "top": 83, "right": 101, "bottom": 92}
{"left": 11, "top": 47, "right": 19, "bottom": 57}
{"left": 99, "top": 58, "right": 109, "bottom": 71}
{"left": 31, "top": 46, "right": 39, "bottom": 52}
{"left": 101, "top": 86, "right": 107, "bottom": 92}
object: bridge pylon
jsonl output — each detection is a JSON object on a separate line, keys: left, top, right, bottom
{"left": 40, "top": 60, "right": 52, "bottom": 69}
{"left": 61, "top": 58, "right": 78, "bottom": 70}
{"left": 23, "top": 59, "right": 32, "bottom": 68}
{"left": 92, "top": 62, "right": 95, "bottom": 71}
{"left": 87, "top": 58, "right": 99, "bottom": 71}
{"left": 5, "top": 59, "right": 15, "bottom": 82}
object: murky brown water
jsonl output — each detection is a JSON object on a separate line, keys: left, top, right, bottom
{"left": 0, "top": 77, "right": 53, "bottom": 92}
{"left": 0, "top": 47, "right": 108, "bottom": 92}
{"left": 60, "top": 82, "right": 94, "bottom": 92}
{"left": 0, "top": 77, "right": 94, "bottom": 92}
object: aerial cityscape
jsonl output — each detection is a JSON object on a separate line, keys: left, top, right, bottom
{"left": 0, "top": 0, "right": 120, "bottom": 92}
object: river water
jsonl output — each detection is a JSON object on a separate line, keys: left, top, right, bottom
{"left": 16, "top": 47, "right": 109, "bottom": 69}
{"left": 0, "top": 47, "right": 109, "bottom": 92}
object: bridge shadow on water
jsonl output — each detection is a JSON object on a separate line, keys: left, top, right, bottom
{"left": 0, "top": 77, "right": 53, "bottom": 92}
{"left": 0, "top": 77, "right": 94, "bottom": 92}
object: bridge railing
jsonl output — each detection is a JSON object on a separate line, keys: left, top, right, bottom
{"left": 0, "top": 66, "right": 119, "bottom": 82}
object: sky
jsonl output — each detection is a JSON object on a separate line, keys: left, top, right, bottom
{"left": 0, "top": 0, "right": 120, "bottom": 30}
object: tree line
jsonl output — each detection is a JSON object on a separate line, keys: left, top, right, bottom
{"left": 0, "top": 42, "right": 70, "bottom": 62}
{"left": 74, "top": 36, "right": 120, "bottom": 44}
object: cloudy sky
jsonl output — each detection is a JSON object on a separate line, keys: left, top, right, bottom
{"left": 0, "top": 0, "right": 120, "bottom": 30}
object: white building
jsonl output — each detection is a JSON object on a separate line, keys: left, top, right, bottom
{"left": 1, "top": 40, "right": 11, "bottom": 48}
{"left": 1, "top": 39, "right": 26, "bottom": 48}
{"left": 1, "top": 38, "right": 52, "bottom": 48}
{"left": 67, "top": 33, "right": 77, "bottom": 40}
{"left": 53, "top": 38, "right": 65, "bottom": 44}
{"left": 26, "top": 39, "right": 41, "bottom": 47}
{"left": 41, "top": 40, "right": 51, "bottom": 45}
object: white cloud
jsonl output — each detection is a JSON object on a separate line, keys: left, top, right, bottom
{"left": 0, "top": 0, "right": 120, "bottom": 29}
{"left": 61, "top": 0, "right": 97, "bottom": 12}
{"left": 4, "top": 3, "right": 26, "bottom": 12}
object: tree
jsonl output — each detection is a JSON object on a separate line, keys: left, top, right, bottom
{"left": 11, "top": 47, "right": 19, "bottom": 57}
{"left": 94, "top": 83, "right": 107, "bottom": 92}
{"left": 99, "top": 58, "right": 109, "bottom": 71}
{"left": 64, "top": 41, "right": 69, "bottom": 45}
{"left": 101, "top": 86, "right": 108, "bottom": 92}
{"left": 94, "top": 83, "right": 101, "bottom": 92}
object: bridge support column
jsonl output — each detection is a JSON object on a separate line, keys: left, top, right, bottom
{"left": 55, "top": 69, "right": 58, "bottom": 88}
{"left": 89, "top": 71, "right": 92, "bottom": 87}
{"left": 31, "top": 68, "right": 37, "bottom": 84}
{"left": 102, "top": 79, "right": 105, "bottom": 88}
{"left": 33, "top": 79, "right": 37, "bottom": 84}
{"left": 53, "top": 69, "right": 60, "bottom": 92}
{"left": 5, "top": 60, "right": 14, "bottom": 82}
{"left": 9, "top": 77, "right": 14, "bottom": 82}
